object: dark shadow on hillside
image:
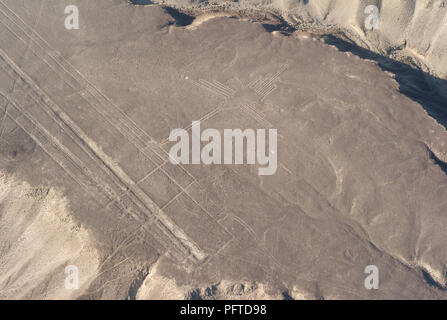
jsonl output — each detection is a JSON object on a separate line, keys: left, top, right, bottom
{"left": 282, "top": 290, "right": 294, "bottom": 300}
{"left": 262, "top": 23, "right": 295, "bottom": 34}
{"left": 129, "top": 0, "right": 153, "bottom": 5}
{"left": 422, "top": 269, "right": 446, "bottom": 291}
{"left": 428, "top": 147, "right": 447, "bottom": 175}
{"left": 324, "top": 35, "right": 447, "bottom": 131}
{"left": 324, "top": 35, "right": 447, "bottom": 175}
{"left": 262, "top": 13, "right": 296, "bottom": 35}
{"left": 163, "top": 6, "right": 195, "bottom": 26}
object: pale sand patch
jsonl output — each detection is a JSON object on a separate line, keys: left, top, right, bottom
{"left": 0, "top": 172, "right": 99, "bottom": 299}
{"left": 136, "top": 260, "right": 188, "bottom": 299}
{"left": 186, "top": 13, "right": 234, "bottom": 30}
{"left": 290, "top": 286, "right": 315, "bottom": 300}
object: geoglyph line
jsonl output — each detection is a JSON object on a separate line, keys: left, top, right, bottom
{"left": 160, "top": 105, "right": 223, "bottom": 146}
{"left": 0, "top": 0, "right": 206, "bottom": 226}
{"left": 241, "top": 104, "right": 273, "bottom": 128}
{"left": 0, "top": 7, "right": 164, "bottom": 166}
{"left": 212, "top": 80, "right": 236, "bottom": 95}
{"left": 0, "top": 1, "right": 166, "bottom": 165}
{"left": 251, "top": 64, "right": 287, "bottom": 92}
{"left": 249, "top": 64, "right": 287, "bottom": 99}
{"left": 0, "top": 1, "right": 283, "bottom": 264}
{"left": 0, "top": 58, "right": 155, "bottom": 225}
{"left": 199, "top": 79, "right": 233, "bottom": 98}
{"left": 189, "top": 79, "right": 231, "bottom": 98}
{"left": 0, "top": 46, "right": 206, "bottom": 263}
{"left": 0, "top": 91, "right": 114, "bottom": 209}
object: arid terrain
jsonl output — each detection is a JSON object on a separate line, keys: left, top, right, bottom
{"left": 0, "top": 0, "right": 446, "bottom": 299}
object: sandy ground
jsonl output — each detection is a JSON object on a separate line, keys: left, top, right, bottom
{"left": 0, "top": 172, "right": 99, "bottom": 299}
